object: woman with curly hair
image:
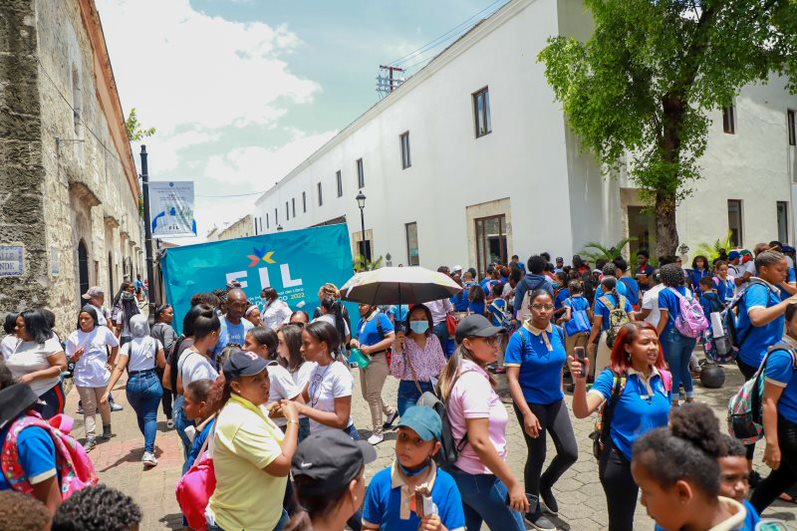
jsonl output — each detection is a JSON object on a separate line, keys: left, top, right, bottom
{"left": 52, "top": 484, "right": 142, "bottom": 531}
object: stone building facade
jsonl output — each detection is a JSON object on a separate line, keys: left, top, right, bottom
{"left": 216, "top": 214, "right": 253, "bottom": 241}
{"left": 0, "top": 0, "right": 142, "bottom": 338}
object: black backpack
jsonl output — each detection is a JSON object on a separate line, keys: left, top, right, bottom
{"left": 417, "top": 369, "right": 476, "bottom": 468}
{"left": 723, "top": 278, "right": 774, "bottom": 352}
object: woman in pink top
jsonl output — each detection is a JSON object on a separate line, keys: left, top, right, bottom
{"left": 440, "top": 314, "right": 529, "bottom": 531}
{"left": 390, "top": 304, "right": 447, "bottom": 416}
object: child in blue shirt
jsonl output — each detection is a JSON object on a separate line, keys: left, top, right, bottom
{"left": 467, "top": 285, "right": 486, "bottom": 316}
{"left": 183, "top": 379, "right": 215, "bottom": 472}
{"left": 362, "top": 406, "right": 465, "bottom": 531}
{"left": 488, "top": 283, "right": 509, "bottom": 328}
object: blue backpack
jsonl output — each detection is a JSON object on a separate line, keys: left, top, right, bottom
{"left": 563, "top": 297, "right": 591, "bottom": 336}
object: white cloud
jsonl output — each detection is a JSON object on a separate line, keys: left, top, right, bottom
{"left": 97, "top": 0, "right": 318, "bottom": 133}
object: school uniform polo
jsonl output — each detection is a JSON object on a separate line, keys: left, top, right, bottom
{"left": 594, "top": 281, "right": 628, "bottom": 300}
{"left": 594, "top": 294, "right": 633, "bottom": 332}
{"left": 357, "top": 312, "right": 394, "bottom": 348}
{"left": 765, "top": 342, "right": 797, "bottom": 424}
{"left": 589, "top": 367, "right": 671, "bottom": 460}
{"left": 0, "top": 423, "right": 57, "bottom": 491}
{"left": 554, "top": 288, "right": 571, "bottom": 310}
{"left": 504, "top": 324, "right": 566, "bottom": 405}
{"left": 619, "top": 277, "right": 640, "bottom": 306}
{"left": 658, "top": 286, "right": 693, "bottom": 334}
{"left": 715, "top": 276, "right": 736, "bottom": 303}
{"left": 736, "top": 280, "right": 783, "bottom": 368}
{"left": 362, "top": 461, "right": 466, "bottom": 531}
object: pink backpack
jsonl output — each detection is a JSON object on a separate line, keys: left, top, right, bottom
{"left": 175, "top": 422, "right": 216, "bottom": 531}
{"left": 668, "top": 287, "right": 709, "bottom": 338}
{"left": 1, "top": 411, "right": 98, "bottom": 499}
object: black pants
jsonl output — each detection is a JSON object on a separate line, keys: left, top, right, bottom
{"left": 599, "top": 444, "right": 637, "bottom": 531}
{"left": 156, "top": 366, "right": 173, "bottom": 419}
{"left": 513, "top": 399, "right": 578, "bottom": 496}
{"left": 737, "top": 358, "right": 759, "bottom": 459}
{"left": 751, "top": 415, "right": 797, "bottom": 513}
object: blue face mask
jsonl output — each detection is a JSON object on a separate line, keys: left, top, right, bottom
{"left": 410, "top": 320, "right": 430, "bottom": 334}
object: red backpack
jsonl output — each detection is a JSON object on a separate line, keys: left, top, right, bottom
{"left": 1, "top": 411, "right": 98, "bottom": 499}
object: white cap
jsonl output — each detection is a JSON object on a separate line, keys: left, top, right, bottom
{"left": 452, "top": 265, "right": 463, "bottom": 272}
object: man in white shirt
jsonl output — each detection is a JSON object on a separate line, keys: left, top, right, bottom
{"left": 261, "top": 287, "right": 292, "bottom": 330}
{"left": 637, "top": 257, "right": 679, "bottom": 327}
{"left": 81, "top": 287, "right": 112, "bottom": 330}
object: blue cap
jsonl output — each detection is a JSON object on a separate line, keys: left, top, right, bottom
{"left": 223, "top": 349, "right": 269, "bottom": 381}
{"left": 397, "top": 406, "right": 442, "bottom": 441}
{"left": 728, "top": 250, "right": 740, "bottom": 260}
{"left": 783, "top": 245, "right": 796, "bottom": 254}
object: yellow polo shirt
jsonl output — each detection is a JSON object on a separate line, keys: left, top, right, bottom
{"left": 208, "top": 393, "right": 286, "bottom": 531}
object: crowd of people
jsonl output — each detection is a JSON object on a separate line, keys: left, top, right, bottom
{"left": 1, "top": 243, "right": 797, "bottom": 530}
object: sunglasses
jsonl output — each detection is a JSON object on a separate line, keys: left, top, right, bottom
{"left": 468, "top": 335, "right": 501, "bottom": 346}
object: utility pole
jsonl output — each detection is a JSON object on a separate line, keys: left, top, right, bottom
{"left": 376, "top": 65, "right": 405, "bottom": 98}
{"left": 140, "top": 145, "right": 157, "bottom": 309}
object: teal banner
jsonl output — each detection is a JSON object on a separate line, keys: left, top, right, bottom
{"left": 162, "top": 224, "right": 353, "bottom": 333}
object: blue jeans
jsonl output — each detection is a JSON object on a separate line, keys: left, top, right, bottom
{"left": 345, "top": 423, "right": 361, "bottom": 440}
{"left": 298, "top": 417, "right": 310, "bottom": 442}
{"left": 447, "top": 468, "right": 525, "bottom": 531}
{"left": 173, "top": 394, "right": 195, "bottom": 469}
{"left": 208, "top": 508, "right": 289, "bottom": 531}
{"left": 661, "top": 328, "right": 697, "bottom": 402}
{"left": 433, "top": 321, "right": 450, "bottom": 355}
{"left": 125, "top": 370, "right": 163, "bottom": 453}
{"left": 397, "top": 379, "right": 434, "bottom": 417}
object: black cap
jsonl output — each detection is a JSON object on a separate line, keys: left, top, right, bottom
{"left": 0, "top": 383, "right": 39, "bottom": 429}
{"left": 455, "top": 314, "right": 503, "bottom": 343}
{"left": 222, "top": 349, "right": 269, "bottom": 381}
{"left": 291, "top": 430, "right": 377, "bottom": 495}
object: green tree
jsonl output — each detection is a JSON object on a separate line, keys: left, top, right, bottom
{"left": 539, "top": 0, "right": 797, "bottom": 258}
{"left": 125, "top": 107, "right": 156, "bottom": 142}
{"left": 579, "top": 238, "right": 633, "bottom": 263}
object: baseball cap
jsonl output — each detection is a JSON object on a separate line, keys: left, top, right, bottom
{"left": 222, "top": 349, "right": 268, "bottom": 381}
{"left": 456, "top": 314, "right": 503, "bottom": 343}
{"left": 81, "top": 286, "right": 104, "bottom": 300}
{"left": 397, "top": 406, "right": 442, "bottom": 441}
{"left": 784, "top": 245, "right": 796, "bottom": 254}
{"left": 291, "top": 430, "right": 377, "bottom": 496}
{"left": 740, "top": 249, "right": 752, "bottom": 256}
{"left": 452, "top": 265, "right": 463, "bottom": 272}
{"left": 728, "top": 250, "right": 740, "bottom": 260}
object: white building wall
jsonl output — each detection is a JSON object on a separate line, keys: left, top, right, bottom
{"left": 253, "top": 0, "right": 797, "bottom": 270}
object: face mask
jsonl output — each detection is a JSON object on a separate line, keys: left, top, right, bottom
{"left": 410, "top": 321, "right": 430, "bottom": 334}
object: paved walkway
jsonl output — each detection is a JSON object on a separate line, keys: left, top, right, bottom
{"left": 69, "top": 363, "right": 797, "bottom": 530}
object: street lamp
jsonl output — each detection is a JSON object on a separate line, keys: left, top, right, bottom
{"left": 355, "top": 190, "right": 369, "bottom": 262}
{"left": 277, "top": 224, "right": 283, "bottom": 232}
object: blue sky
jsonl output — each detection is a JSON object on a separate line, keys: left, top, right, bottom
{"left": 96, "top": 0, "right": 508, "bottom": 240}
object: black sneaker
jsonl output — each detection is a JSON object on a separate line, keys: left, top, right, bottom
{"left": 526, "top": 510, "right": 556, "bottom": 531}
{"left": 83, "top": 438, "right": 97, "bottom": 453}
{"left": 539, "top": 484, "right": 559, "bottom": 516}
{"left": 750, "top": 470, "right": 762, "bottom": 489}
{"left": 383, "top": 411, "right": 399, "bottom": 429}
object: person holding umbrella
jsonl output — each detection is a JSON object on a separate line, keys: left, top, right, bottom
{"left": 350, "top": 304, "right": 398, "bottom": 445}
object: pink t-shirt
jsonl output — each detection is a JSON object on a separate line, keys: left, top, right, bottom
{"left": 447, "top": 359, "right": 509, "bottom": 474}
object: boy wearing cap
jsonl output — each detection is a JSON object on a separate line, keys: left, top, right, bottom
{"left": 363, "top": 406, "right": 465, "bottom": 531}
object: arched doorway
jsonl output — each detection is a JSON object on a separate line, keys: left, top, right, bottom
{"left": 78, "top": 240, "right": 89, "bottom": 307}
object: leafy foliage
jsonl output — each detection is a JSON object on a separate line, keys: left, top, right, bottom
{"left": 579, "top": 238, "right": 633, "bottom": 263}
{"left": 539, "top": 0, "right": 797, "bottom": 256}
{"left": 354, "top": 254, "right": 383, "bottom": 272}
{"left": 125, "top": 108, "right": 156, "bottom": 142}
{"left": 694, "top": 231, "right": 734, "bottom": 262}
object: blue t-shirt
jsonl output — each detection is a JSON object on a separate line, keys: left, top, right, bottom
{"left": 618, "top": 277, "right": 640, "bottom": 306}
{"left": 688, "top": 268, "right": 711, "bottom": 289}
{"left": 780, "top": 268, "right": 797, "bottom": 301}
{"left": 357, "top": 313, "right": 395, "bottom": 347}
{"left": 0, "top": 423, "right": 57, "bottom": 491}
{"left": 468, "top": 301, "right": 485, "bottom": 316}
{"left": 595, "top": 281, "right": 628, "bottom": 301}
{"left": 387, "top": 305, "right": 410, "bottom": 323}
{"left": 214, "top": 317, "right": 254, "bottom": 355}
{"left": 736, "top": 282, "right": 784, "bottom": 367}
{"left": 187, "top": 418, "right": 216, "bottom": 468}
{"left": 654, "top": 500, "right": 759, "bottom": 530}
{"left": 594, "top": 293, "right": 633, "bottom": 332}
{"left": 715, "top": 276, "right": 736, "bottom": 303}
{"left": 450, "top": 291, "right": 469, "bottom": 312}
{"left": 554, "top": 288, "right": 570, "bottom": 310}
{"left": 658, "top": 286, "right": 694, "bottom": 335}
{"left": 765, "top": 347, "right": 797, "bottom": 423}
{"left": 591, "top": 368, "right": 671, "bottom": 460}
{"left": 488, "top": 299, "right": 508, "bottom": 327}
{"left": 363, "top": 465, "right": 466, "bottom": 531}
{"left": 504, "top": 326, "right": 566, "bottom": 405}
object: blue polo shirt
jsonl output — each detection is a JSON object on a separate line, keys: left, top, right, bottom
{"left": 736, "top": 282, "right": 784, "bottom": 368}
{"left": 504, "top": 326, "right": 566, "bottom": 405}
{"left": 715, "top": 276, "right": 736, "bottom": 303}
{"left": 779, "top": 268, "right": 797, "bottom": 301}
{"left": 619, "top": 277, "right": 640, "bottom": 306}
{"left": 356, "top": 312, "right": 394, "bottom": 348}
{"left": 488, "top": 299, "right": 508, "bottom": 327}
{"left": 450, "top": 291, "right": 469, "bottom": 312}
{"left": 213, "top": 317, "right": 254, "bottom": 355}
{"left": 554, "top": 288, "right": 570, "bottom": 310}
{"left": 468, "top": 301, "right": 485, "bottom": 316}
{"left": 590, "top": 368, "right": 670, "bottom": 460}
{"left": 658, "top": 286, "right": 694, "bottom": 334}
{"left": 654, "top": 500, "right": 759, "bottom": 530}
{"left": 595, "top": 281, "right": 628, "bottom": 300}
{"left": 0, "top": 423, "right": 57, "bottom": 491}
{"left": 688, "top": 268, "right": 711, "bottom": 289}
{"left": 363, "top": 464, "right": 465, "bottom": 531}
{"left": 765, "top": 346, "right": 797, "bottom": 424}
{"left": 594, "top": 293, "right": 633, "bottom": 332}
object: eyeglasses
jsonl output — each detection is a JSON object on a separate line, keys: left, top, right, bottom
{"left": 531, "top": 304, "right": 555, "bottom": 311}
{"left": 469, "top": 335, "right": 501, "bottom": 346}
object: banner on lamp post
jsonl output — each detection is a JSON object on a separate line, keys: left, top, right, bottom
{"left": 149, "top": 181, "right": 197, "bottom": 237}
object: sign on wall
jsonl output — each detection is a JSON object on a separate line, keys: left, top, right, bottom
{"left": 149, "top": 181, "right": 197, "bottom": 237}
{"left": 0, "top": 244, "right": 24, "bottom": 277}
{"left": 161, "top": 224, "right": 353, "bottom": 333}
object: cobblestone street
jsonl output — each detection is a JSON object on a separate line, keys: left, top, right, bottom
{"left": 71, "top": 363, "right": 797, "bottom": 530}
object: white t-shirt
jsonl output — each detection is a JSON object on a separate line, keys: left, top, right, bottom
{"left": 5, "top": 337, "right": 64, "bottom": 397}
{"left": 642, "top": 283, "right": 665, "bottom": 327}
{"left": 88, "top": 304, "right": 109, "bottom": 327}
{"left": 121, "top": 336, "right": 163, "bottom": 372}
{"left": 178, "top": 349, "right": 219, "bottom": 387}
{"left": 66, "top": 327, "right": 120, "bottom": 388}
{"left": 266, "top": 362, "right": 301, "bottom": 427}
{"left": 291, "top": 361, "right": 317, "bottom": 393}
{"left": 313, "top": 314, "right": 351, "bottom": 337}
{"left": 307, "top": 361, "right": 353, "bottom": 434}
{"left": 1, "top": 334, "right": 17, "bottom": 360}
